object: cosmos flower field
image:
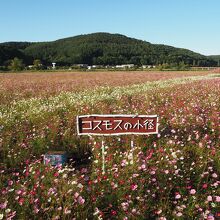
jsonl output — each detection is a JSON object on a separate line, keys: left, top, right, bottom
{"left": 0, "top": 71, "right": 219, "bottom": 219}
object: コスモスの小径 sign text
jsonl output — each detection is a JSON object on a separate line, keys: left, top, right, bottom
{"left": 77, "top": 115, "right": 158, "bottom": 136}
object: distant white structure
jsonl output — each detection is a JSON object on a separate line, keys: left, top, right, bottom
{"left": 52, "top": 63, "right": 56, "bottom": 69}
{"left": 116, "top": 64, "right": 134, "bottom": 69}
{"left": 28, "top": 65, "right": 34, "bottom": 69}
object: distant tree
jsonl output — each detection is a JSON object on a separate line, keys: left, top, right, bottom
{"left": 9, "top": 57, "right": 24, "bottom": 71}
{"left": 193, "top": 60, "right": 196, "bottom": 66}
{"left": 33, "top": 59, "right": 42, "bottom": 70}
{"left": 177, "top": 61, "right": 187, "bottom": 70}
{"left": 0, "top": 66, "right": 7, "bottom": 71}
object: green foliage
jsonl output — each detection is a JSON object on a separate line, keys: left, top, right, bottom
{"left": 9, "top": 57, "right": 24, "bottom": 71}
{"left": 209, "top": 55, "right": 220, "bottom": 66}
{"left": 0, "top": 42, "right": 32, "bottom": 66}
{"left": 158, "top": 62, "right": 190, "bottom": 71}
{"left": 0, "top": 66, "right": 7, "bottom": 71}
{"left": 0, "top": 33, "right": 218, "bottom": 68}
{"left": 24, "top": 33, "right": 216, "bottom": 67}
{"left": 33, "top": 59, "right": 43, "bottom": 70}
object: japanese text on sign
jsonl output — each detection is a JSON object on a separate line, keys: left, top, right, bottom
{"left": 77, "top": 115, "right": 159, "bottom": 136}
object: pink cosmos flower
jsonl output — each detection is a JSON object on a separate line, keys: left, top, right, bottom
{"left": 8, "top": 180, "right": 13, "bottom": 186}
{"left": 34, "top": 206, "right": 39, "bottom": 214}
{"left": 190, "top": 189, "right": 196, "bottom": 195}
{"left": 131, "top": 183, "right": 138, "bottom": 191}
{"left": 111, "top": 210, "right": 117, "bottom": 216}
{"left": 176, "top": 212, "right": 182, "bottom": 217}
{"left": 121, "top": 160, "right": 127, "bottom": 167}
{"left": 207, "top": 215, "right": 215, "bottom": 220}
{"left": 141, "top": 164, "right": 146, "bottom": 169}
{"left": 6, "top": 211, "right": 16, "bottom": 219}
{"left": 121, "top": 202, "right": 129, "bottom": 211}
{"left": 207, "top": 196, "right": 212, "bottom": 202}
{"left": 54, "top": 172, "right": 59, "bottom": 177}
{"left": 132, "top": 208, "right": 137, "bottom": 214}
{"left": 156, "top": 210, "right": 162, "bottom": 214}
{"left": 146, "top": 149, "right": 153, "bottom": 160}
{"left": 16, "top": 189, "right": 22, "bottom": 195}
{"left": 64, "top": 208, "right": 71, "bottom": 214}
{"left": 25, "top": 171, "right": 29, "bottom": 177}
{"left": 74, "top": 192, "right": 79, "bottom": 198}
{"left": 150, "top": 170, "right": 156, "bottom": 175}
{"left": 175, "top": 194, "right": 181, "bottom": 199}
{"left": 202, "top": 183, "right": 208, "bottom": 189}
{"left": 0, "top": 201, "right": 7, "bottom": 209}
{"left": 212, "top": 173, "right": 218, "bottom": 178}
{"left": 164, "top": 170, "right": 169, "bottom": 174}
{"left": 77, "top": 196, "right": 85, "bottom": 205}
{"left": 18, "top": 198, "right": 25, "bottom": 206}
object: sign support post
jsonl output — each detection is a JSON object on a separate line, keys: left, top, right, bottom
{"left": 76, "top": 114, "right": 159, "bottom": 172}
{"left": 101, "top": 138, "right": 105, "bottom": 174}
{"left": 130, "top": 135, "right": 134, "bottom": 164}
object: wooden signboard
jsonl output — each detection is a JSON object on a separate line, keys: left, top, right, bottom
{"left": 77, "top": 114, "right": 159, "bottom": 136}
{"left": 76, "top": 114, "right": 159, "bottom": 174}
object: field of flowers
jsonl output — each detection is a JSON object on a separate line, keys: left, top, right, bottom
{"left": 0, "top": 70, "right": 211, "bottom": 105}
{"left": 0, "top": 71, "right": 220, "bottom": 219}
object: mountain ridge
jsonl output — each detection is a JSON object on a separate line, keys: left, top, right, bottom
{"left": 0, "top": 32, "right": 219, "bottom": 67}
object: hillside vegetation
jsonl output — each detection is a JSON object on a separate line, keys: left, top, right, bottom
{"left": 209, "top": 55, "right": 220, "bottom": 65}
{"left": 0, "top": 33, "right": 218, "bottom": 68}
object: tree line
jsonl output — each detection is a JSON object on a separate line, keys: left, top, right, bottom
{"left": 0, "top": 33, "right": 219, "bottom": 71}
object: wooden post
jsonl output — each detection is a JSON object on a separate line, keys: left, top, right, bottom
{"left": 130, "top": 135, "right": 134, "bottom": 164}
{"left": 101, "top": 138, "right": 105, "bottom": 174}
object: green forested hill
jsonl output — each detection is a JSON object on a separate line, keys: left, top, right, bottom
{"left": 0, "top": 42, "right": 33, "bottom": 66}
{"left": 0, "top": 32, "right": 218, "bottom": 67}
{"left": 209, "top": 55, "right": 220, "bottom": 65}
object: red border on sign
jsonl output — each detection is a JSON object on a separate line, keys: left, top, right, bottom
{"left": 76, "top": 114, "right": 159, "bottom": 136}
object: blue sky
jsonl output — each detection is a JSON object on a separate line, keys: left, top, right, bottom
{"left": 0, "top": 0, "right": 220, "bottom": 55}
